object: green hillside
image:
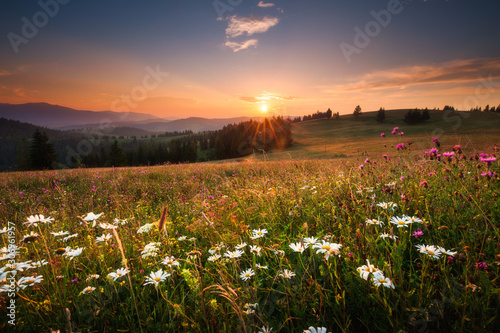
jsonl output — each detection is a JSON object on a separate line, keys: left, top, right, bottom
{"left": 252, "top": 110, "right": 500, "bottom": 161}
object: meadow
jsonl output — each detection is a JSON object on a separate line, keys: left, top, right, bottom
{"left": 0, "top": 122, "right": 499, "bottom": 332}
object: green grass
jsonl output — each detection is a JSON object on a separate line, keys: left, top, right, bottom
{"left": 250, "top": 110, "right": 500, "bottom": 161}
{"left": 0, "top": 117, "right": 499, "bottom": 332}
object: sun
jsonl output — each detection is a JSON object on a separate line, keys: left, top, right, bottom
{"left": 260, "top": 105, "right": 268, "bottom": 112}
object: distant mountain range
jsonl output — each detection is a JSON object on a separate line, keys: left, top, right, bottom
{"left": 0, "top": 102, "right": 261, "bottom": 133}
{"left": 0, "top": 102, "right": 163, "bottom": 128}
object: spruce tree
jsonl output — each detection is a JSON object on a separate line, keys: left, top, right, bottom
{"left": 29, "top": 129, "right": 57, "bottom": 170}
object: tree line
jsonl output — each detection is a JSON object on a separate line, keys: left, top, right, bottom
{"left": 9, "top": 116, "right": 293, "bottom": 171}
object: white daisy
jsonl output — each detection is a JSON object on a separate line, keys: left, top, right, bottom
{"left": 251, "top": 228, "right": 268, "bottom": 239}
{"left": 25, "top": 214, "right": 53, "bottom": 227}
{"left": 289, "top": 242, "right": 307, "bottom": 253}
{"left": 95, "top": 233, "right": 113, "bottom": 243}
{"left": 365, "top": 219, "right": 384, "bottom": 227}
{"left": 224, "top": 250, "right": 244, "bottom": 259}
{"left": 161, "top": 256, "right": 180, "bottom": 268}
{"left": 62, "top": 233, "right": 78, "bottom": 242}
{"left": 304, "top": 327, "right": 328, "bottom": 333}
{"left": 81, "top": 286, "right": 96, "bottom": 295}
{"left": 86, "top": 274, "right": 100, "bottom": 281}
{"left": 107, "top": 267, "right": 129, "bottom": 281}
{"left": 63, "top": 247, "right": 85, "bottom": 260}
{"left": 239, "top": 268, "right": 255, "bottom": 281}
{"left": 356, "top": 259, "right": 380, "bottom": 280}
{"left": 113, "top": 218, "right": 128, "bottom": 225}
{"left": 376, "top": 202, "right": 397, "bottom": 210}
{"left": 98, "top": 223, "right": 117, "bottom": 230}
{"left": 279, "top": 269, "right": 296, "bottom": 279}
{"left": 379, "top": 233, "right": 398, "bottom": 241}
{"left": 303, "top": 237, "right": 319, "bottom": 246}
{"left": 389, "top": 216, "right": 412, "bottom": 228}
{"left": 17, "top": 275, "right": 43, "bottom": 289}
{"left": 415, "top": 244, "right": 442, "bottom": 259}
{"left": 250, "top": 245, "right": 262, "bottom": 256}
{"left": 208, "top": 254, "right": 221, "bottom": 262}
{"left": 30, "top": 260, "right": 48, "bottom": 269}
{"left": 143, "top": 269, "right": 171, "bottom": 287}
{"left": 51, "top": 231, "right": 70, "bottom": 237}
{"left": 235, "top": 242, "right": 247, "bottom": 250}
{"left": 371, "top": 271, "right": 395, "bottom": 289}
{"left": 83, "top": 212, "right": 103, "bottom": 227}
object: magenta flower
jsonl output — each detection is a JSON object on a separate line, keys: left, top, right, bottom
{"left": 420, "top": 181, "right": 428, "bottom": 188}
{"left": 480, "top": 156, "right": 496, "bottom": 163}
{"left": 396, "top": 143, "right": 405, "bottom": 150}
{"left": 380, "top": 133, "right": 385, "bottom": 137}
{"left": 481, "top": 170, "right": 497, "bottom": 178}
{"left": 474, "top": 262, "right": 487, "bottom": 269}
{"left": 412, "top": 228, "right": 424, "bottom": 238}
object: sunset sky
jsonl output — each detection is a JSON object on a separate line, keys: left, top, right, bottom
{"left": 1, "top": 0, "right": 500, "bottom": 119}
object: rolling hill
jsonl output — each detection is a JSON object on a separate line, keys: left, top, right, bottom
{"left": 248, "top": 109, "right": 500, "bottom": 161}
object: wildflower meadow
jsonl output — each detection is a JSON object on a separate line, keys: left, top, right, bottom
{"left": 0, "top": 134, "right": 499, "bottom": 332}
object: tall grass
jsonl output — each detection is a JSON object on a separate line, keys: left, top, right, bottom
{"left": 0, "top": 141, "right": 499, "bottom": 332}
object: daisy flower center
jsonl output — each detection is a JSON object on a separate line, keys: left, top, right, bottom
{"left": 398, "top": 221, "right": 406, "bottom": 225}
{"left": 322, "top": 245, "right": 331, "bottom": 250}
{"left": 428, "top": 251, "right": 435, "bottom": 255}
{"left": 154, "top": 277, "right": 162, "bottom": 282}
{"left": 27, "top": 279, "right": 35, "bottom": 284}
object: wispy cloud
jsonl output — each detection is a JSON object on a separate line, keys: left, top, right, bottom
{"left": 333, "top": 57, "right": 500, "bottom": 92}
{"left": 257, "top": 1, "right": 275, "bottom": 8}
{"left": 224, "top": 15, "right": 280, "bottom": 52}
{"left": 0, "top": 70, "right": 13, "bottom": 76}
{"left": 225, "top": 39, "right": 259, "bottom": 52}
{"left": 239, "top": 93, "right": 299, "bottom": 103}
{"left": 226, "top": 15, "right": 279, "bottom": 38}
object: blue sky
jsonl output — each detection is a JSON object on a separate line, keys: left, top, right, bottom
{"left": 1, "top": 0, "right": 499, "bottom": 118}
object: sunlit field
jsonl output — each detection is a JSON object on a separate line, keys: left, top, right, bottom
{"left": 1, "top": 131, "right": 499, "bottom": 332}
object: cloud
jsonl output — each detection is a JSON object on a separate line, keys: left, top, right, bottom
{"left": 257, "top": 1, "right": 275, "bottom": 8}
{"left": 226, "top": 15, "right": 279, "bottom": 38}
{"left": 0, "top": 70, "right": 13, "bottom": 76}
{"left": 336, "top": 57, "right": 500, "bottom": 92}
{"left": 239, "top": 93, "right": 300, "bottom": 103}
{"left": 239, "top": 96, "right": 259, "bottom": 103}
{"left": 225, "top": 39, "right": 259, "bottom": 52}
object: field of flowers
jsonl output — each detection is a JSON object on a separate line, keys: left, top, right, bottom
{"left": 0, "top": 133, "right": 499, "bottom": 332}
